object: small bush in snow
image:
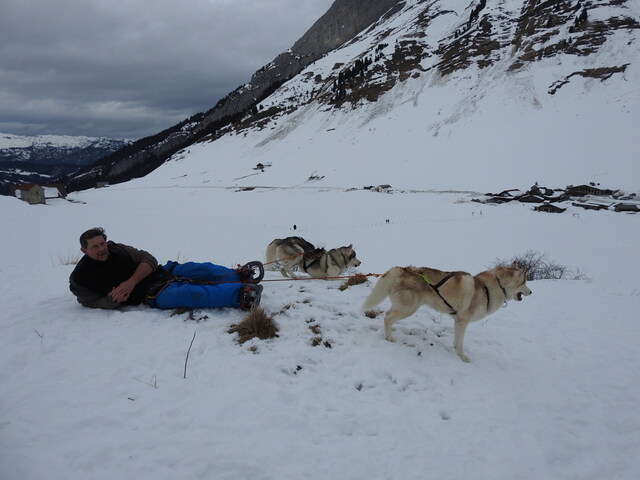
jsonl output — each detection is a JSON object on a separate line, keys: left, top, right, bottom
{"left": 229, "top": 307, "right": 279, "bottom": 344}
{"left": 339, "top": 273, "right": 369, "bottom": 291}
{"left": 492, "top": 250, "right": 588, "bottom": 281}
{"left": 53, "top": 253, "right": 80, "bottom": 266}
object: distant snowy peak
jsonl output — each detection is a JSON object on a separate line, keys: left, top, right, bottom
{"left": 0, "top": 132, "right": 131, "bottom": 168}
{"left": 0, "top": 133, "right": 131, "bottom": 193}
{"left": 0, "top": 132, "right": 131, "bottom": 151}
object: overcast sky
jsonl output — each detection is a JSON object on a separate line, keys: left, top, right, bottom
{"left": 0, "top": 0, "right": 334, "bottom": 140}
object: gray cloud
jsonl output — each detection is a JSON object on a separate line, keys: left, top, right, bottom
{"left": 0, "top": 0, "right": 333, "bottom": 139}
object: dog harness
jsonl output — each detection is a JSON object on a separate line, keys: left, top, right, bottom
{"left": 495, "top": 276, "right": 508, "bottom": 299}
{"left": 479, "top": 276, "right": 509, "bottom": 312}
{"left": 419, "top": 272, "right": 457, "bottom": 315}
{"left": 302, "top": 248, "right": 326, "bottom": 271}
{"left": 495, "top": 276, "right": 509, "bottom": 307}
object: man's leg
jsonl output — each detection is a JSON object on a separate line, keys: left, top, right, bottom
{"left": 167, "top": 261, "right": 240, "bottom": 283}
{"left": 152, "top": 281, "right": 242, "bottom": 309}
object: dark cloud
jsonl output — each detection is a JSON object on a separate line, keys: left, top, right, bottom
{"left": 0, "top": 0, "right": 333, "bottom": 139}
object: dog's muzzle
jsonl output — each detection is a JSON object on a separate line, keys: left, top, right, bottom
{"left": 516, "top": 288, "right": 532, "bottom": 301}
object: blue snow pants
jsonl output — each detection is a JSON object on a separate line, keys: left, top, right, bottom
{"left": 150, "top": 261, "right": 241, "bottom": 309}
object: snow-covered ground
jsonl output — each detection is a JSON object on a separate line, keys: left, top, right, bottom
{"left": 1, "top": 172, "right": 638, "bottom": 480}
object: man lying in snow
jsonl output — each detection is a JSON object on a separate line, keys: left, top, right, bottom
{"left": 69, "top": 227, "right": 263, "bottom": 310}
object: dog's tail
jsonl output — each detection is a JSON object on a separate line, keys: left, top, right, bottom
{"left": 362, "top": 269, "right": 395, "bottom": 310}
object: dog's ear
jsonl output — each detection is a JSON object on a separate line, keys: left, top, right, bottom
{"left": 509, "top": 261, "right": 518, "bottom": 269}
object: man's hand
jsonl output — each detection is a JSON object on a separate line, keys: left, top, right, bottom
{"left": 110, "top": 280, "right": 135, "bottom": 303}
{"left": 109, "top": 262, "right": 154, "bottom": 303}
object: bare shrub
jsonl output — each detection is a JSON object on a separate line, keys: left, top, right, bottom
{"left": 52, "top": 253, "right": 81, "bottom": 266}
{"left": 170, "top": 309, "right": 209, "bottom": 322}
{"left": 308, "top": 324, "right": 321, "bottom": 335}
{"left": 278, "top": 303, "right": 294, "bottom": 314}
{"left": 492, "top": 250, "right": 588, "bottom": 281}
{"left": 229, "top": 307, "right": 279, "bottom": 344}
{"left": 568, "top": 268, "right": 589, "bottom": 281}
{"left": 339, "top": 273, "right": 369, "bottom": 291}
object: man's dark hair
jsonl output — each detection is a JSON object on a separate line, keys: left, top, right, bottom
{"left": 80, "top": 227, "right": 107, "bottom": 248}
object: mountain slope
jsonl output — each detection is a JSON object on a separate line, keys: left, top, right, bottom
{"left": 62, "top": 0, "right": 400, "bottom": 192}
{"left": 63, "top": 0, "right": 639, "bottom": 192}
{"left": 138, "top": 0, "right": 639, "bottom": 192}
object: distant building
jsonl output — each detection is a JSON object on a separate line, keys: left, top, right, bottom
{"left": 534, "top": 203, "right": 566, "bottom": 213}
{"left": 565, "top": 184, "right": 615, "bottom": 197}
{"left": 614, "top": 203, "right": 639, "bottom": 213}
{"left": 572, "top": 202, "right": 609, "bottom": 211}
{"left": 44, "top": 184, "right": 67, "bottom": 199}
{"left": 13, "top": 183, "right": 45, "bottom": 205}
{"left": 12, "top": 183, "right": 66, "bottom": 205}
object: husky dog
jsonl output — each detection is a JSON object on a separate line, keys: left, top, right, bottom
{"left": 266, "top": 236, "right": 361, "bottom": 279}
{"left": 266, "top": 236, "right": 320, "bottom": 278}
{"left": 362, "top": 262, "right": 532, "bottom": 362}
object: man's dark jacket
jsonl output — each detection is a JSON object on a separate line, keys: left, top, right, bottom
{"left": 69, "top": 241, "right": 159, "bottom": 309}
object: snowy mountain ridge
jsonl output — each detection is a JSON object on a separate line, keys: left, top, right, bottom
{"left": 247, "top": 0, "right": 637, "bottom": 126}
{"left": 65, "top": 0, "right": 640, "bottom": 193}
{"left": 0, "top": 132, "right": 130, "bottom": 195}
{"left": 0, "top": 132, "right": 130, "bottom": 152}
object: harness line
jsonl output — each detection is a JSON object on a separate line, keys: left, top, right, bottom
{"left": 495, "top": 275, "right": 509, "bottom": 307}
{"left": 147, "top": 252, "right": 376, "bottom": 300}
{"left": 419, "top": 272, "right": 457, "bottom": 315}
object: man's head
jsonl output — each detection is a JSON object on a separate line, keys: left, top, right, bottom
{"left": 80, "top": 227, "right": 109, "bottom": 261}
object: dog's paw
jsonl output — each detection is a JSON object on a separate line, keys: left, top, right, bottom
{"left": 458, "top": 353, "right": 470, "bottom": 363}
{"left": 385, "top": 335, "right": 396, "bottom": 343}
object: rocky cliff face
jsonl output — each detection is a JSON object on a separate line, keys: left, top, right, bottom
{"left": 197, "top": 0, "right": 402, "bottom": 127}
{"left": 62, "top": 0, "right": 639, "bottom": 192}
{"left": 267, "top": 0, "right": 638, "bottom": 109}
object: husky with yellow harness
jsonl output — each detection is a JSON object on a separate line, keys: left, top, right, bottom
{"left": 362, "top": 263, "right": 532, "bottom": 362}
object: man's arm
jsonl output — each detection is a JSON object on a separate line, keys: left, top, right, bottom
{"left": 110, "top": 261, "right": 155, "bottom": 303}
{"left": 117, "top": 243, "right": 158, "bottom": 271}
{"left": 106, "top": 243, "right": 158, "bottom": 303}
{"left": 69, "top": 277, "right": 121, "bottom": 309}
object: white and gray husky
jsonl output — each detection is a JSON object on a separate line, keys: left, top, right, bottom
{"left": 362, "top": 263, "right": 532, "bottom": 362}
{"left": 266, "top": 236, "right": 361, "bottom": 279}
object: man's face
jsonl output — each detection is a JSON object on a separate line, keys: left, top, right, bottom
{"left": 82, "top": 236, "right": 109, "bottom": 261}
